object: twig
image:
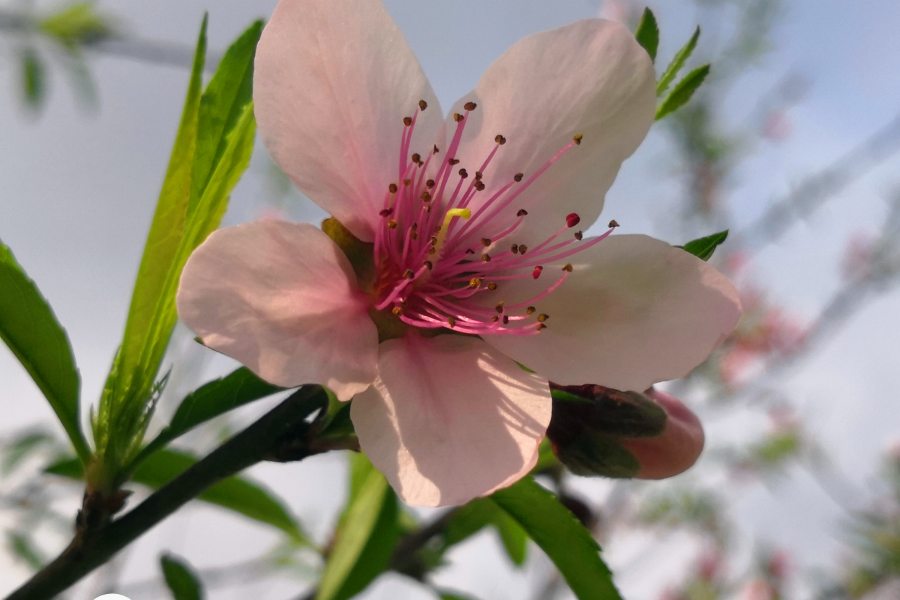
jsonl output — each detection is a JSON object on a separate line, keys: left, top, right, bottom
{"left": 4, "top": 386, "right": 328, "bottom": 600}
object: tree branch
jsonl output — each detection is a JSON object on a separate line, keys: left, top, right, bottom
{"left": 5, "top": 386, "right": 328, "bottom": 600}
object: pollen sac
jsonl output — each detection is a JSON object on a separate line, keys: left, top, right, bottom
{"left": 379, "top": 208, "right": 393, "bottom": 217}
{"left": 514, "top": 173, "right": 524, "bottom": 182}
{"left": 469, "top": 277, "right": 484, "bottom": 288}
{"left": 482, "top": 253, "right": 492, "bottom": 263}
{"left": 573, "top": 133, "right": 583, "bottom": 145}
{"left": 517, "top": 209, "right": 528, "bottom": 217}
{"left": 546, "top": 383, "right": 667, "bottom": 478}
{"left": 495, "top": 134, "right": 507, "bottom": 145}
{"left": 574, "top": 230, "right": 583, "bottom": 240}
{"left": 411, "top": 153, "right": 421, "bottom": 163}
{"left": 465, "top": 248, "right": 475, "bottom": 254}
{"left": 387, "top": 219, "right": 398, "bottom": 229}
{"left": 459, "top": 168, "right": 469, "bottom": 179}
{"left": 392, "top": 306, "right": 403, "bottom": 316}
{"left": 503, "top": 315, "right": 510, "bottom": 324}
{"left": 464, "top": 101, "right": 477, "bottom": 111}
{"left": 537, "top": 313, "right": 549, "bottom": 322}
{"left": 511, "top": 244, "right": 519, "bottom": 254}
{"left": 426, "top": 179, "right": 435, "bottom": 188}
{"left": 403, "top": 116, "right": 413, "bottom": 126}
{"left": 519, "top": 244, "right": 529, "bottom": 254}
{"left": 475, "top": 171, "right": 483, "bottom": 181}
{"left": 566, "top": 213, "right": 581, "bottom": 228}
{"left": 421, "top": 191, "right": 432, "bottom": 202}
{"left": 449, "top": 158, "right": 460, "bottom": 166}
{"left": 562, "top": 263, "right": 573, "bottom": 272}
{"left": 389, "top": 183, "right": 398, "bottom": 193}
{"left": 418, "top": 99, "right": 428, "bottom": 110}
{"left": 448, "top": 316, "right": 457, "bottom": 328}
{"left": 423, "top": 260, "right": 433, "bottom": 270}
{"left": 608, "top": 220, "right": 620, "bottom": 228}
{"left": 532, "top": 265, "right": 543, "bottom": 279}
{"left": 403, "top": 269, "right": 415, "bottom": 279}
{"left": 536, "top": 323, "right": 547, "bottom": 331}
{"left": 526, "top": 306, "right": 536, "bottom": 315}
{"left": 487, "top": 282, "right": 498, "bottom": 291}
{"left": 453, "top": 113, "right": 465, "bottom": 122}
{"left": 495, "top": 301, "right": 504, "bottom": 313}
{"left": 433, "top": 144, "right": 440, "bottom": 154}
{"left": 474, "top": 181, "right": 486, "bottom": 191}
{"left": 481, "top": 237, "right": 492, "bottom": 246}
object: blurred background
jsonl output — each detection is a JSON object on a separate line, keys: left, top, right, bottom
{"left": 1, "top": 0, "right": 900, "bottom": 599}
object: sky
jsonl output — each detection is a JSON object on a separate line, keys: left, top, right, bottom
{"left": 2, "top": 0, "right": 900, "bottom": 598}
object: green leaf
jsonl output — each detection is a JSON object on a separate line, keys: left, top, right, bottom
{"left": 656, "top": 64, "right": 710, "bottom": 121}
{"left": 490, "top": 478, "right": 621, "bottom": 600}
{"left": 0, "top": 239, "right": 90, "bottom": 462}
{"left": 48, "top": 449, "right": 308, "bottom": 543}
{"left": 634, "top": 8, "right": 659, "bottom": 62}
{"left": 1, "top": 430, "right": 59, "bottom": 476}
{"left": 20, "top": 48, "right": 46, "bottom": 110}
{"left": 317, "top": 454, "right": 401, "bottom": 600}
{"left": 94, "top": 15, "right": 208, "bottom": 469}
{"left": 444, "top": 498, "right": 528, "bottom": 567}
{"left": 680, "top": 230, "right": 728, "bottom": 261}
{"left": 39, "top": 2, "right": 115, "bottom": 48}
{"left": 161, "top": 554, "right": 203, "bottom": 600}
{"left": 657, "top": 26, "right": 701, "bottom": 97}
{"left": 131, "top": 368, "right": 282, "bottom": 471}
{"left": 439, "top": 592, "right": 481, "bottom": 600}
{"left": 95, "top": 18, "right": 259, "bottom": 474}
{"left": 7, "top": 533, "right": 44, "bottom": 571}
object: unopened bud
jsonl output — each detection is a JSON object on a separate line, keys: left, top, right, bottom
{"left": 546, "top": 384, "right": 703, "bottom": 479}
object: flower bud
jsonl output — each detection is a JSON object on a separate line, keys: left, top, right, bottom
{"left": 547, "top": 384, "right": 704, "bottom": 479}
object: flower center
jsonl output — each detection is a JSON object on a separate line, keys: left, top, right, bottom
{"left": 372, "top": 100, "right": 616, "bottom": 336}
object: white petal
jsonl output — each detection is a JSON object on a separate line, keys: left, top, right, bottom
{"left": 176, "top": 221, "right": 378, "bottom": 400}
{"left": 483, "top": 235, "right": 742, "bottom": 391}
{"left": 351, "top": 333, "right": 551, "bottom": 507}
{"left": 254, "top": 0, "right": 443, "bottom": 242}
{"left": 447, "top": 18, "right": 656, "bottom": 247}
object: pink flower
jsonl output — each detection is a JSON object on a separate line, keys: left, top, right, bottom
{"left": 176, "top": 0, "right": 742, "bottom": 507}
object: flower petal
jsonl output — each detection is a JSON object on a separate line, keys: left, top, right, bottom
{"left": 350, "top": 333, "right": 551, "bottom": 507}
{"left": 176, "top": 221, "right": 378, "bottom": 400}
{"left": 483, "top": 234, "right": 742, "bottom": 392}
{"left": 622, "top": 389, "right": 705, "bottom": 479}
{"left": 254, "top": 0, "right": 443, "bottom": 242}
{"left": 448, "top": 19, "right": 655, "bottom": 245}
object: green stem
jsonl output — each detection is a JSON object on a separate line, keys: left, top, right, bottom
{"left": 5, "top": 386, "right": 328, "bottom": 600}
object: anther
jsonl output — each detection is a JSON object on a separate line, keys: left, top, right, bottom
{"left": 482, "top": 253, "right": 492, "bottom": 262}
{"left": 503, "top": 315, "right": 510, "bottom": 324}
{"left": 511, "top": 244, "right": 519, "bottom": 254}
{"left": 429, "top": 236, "right": 438, "bottom": 246}
{"left": 433, "top": 144, "right": 440, "bottom": 154}
{"left": 469, "top": 277, "right": 483, "bottom": 288}
{"left": 532, "top": 266, "right": 543, "bottom": 279}
{"left": 475, "top": 171, "right": 483, "bottom": 180}
{"left": 389, "top": 183, "right": 398, "bottom": 193}
{"left": 411, "top": 223, "right": 418, "bottom": 231}
{"left": 573, "top": 133, "right": 583, "bottom": 145}
{"left": 448, "top": 316, "right": 457, "bottom": 328}
{"left": 517, "top": 209, "right": 528, "bottom": 217}
{"left": 403, "top": 117, "right": 412, "bottom": 126}
{"left": 387, "top": 219, "right": 398, "bottom": 229}
{"left": 428, "top": 247, "right": 436, "bottom": 254}
{"left": 403, "top": 269, "right": 415, "bottom": 279}
{"left": 481, "top": 238, "right": 492, "bottom": 246}
{"left": 410, "top": 231, "right": 418, "bottom": 240}
{"left": 411, "top": 153, "right": 421, "bottom": 163}
{"left": 392, "top": 306, "right": 403, "bottom": 316}
{"left": 562, "top": 263, "right": 573, "bottom": 272}
{"left": 421, "top": 191, "right": 432, "bottom": 202}
{"left": 464, "top": 101, "right": 477, "bottom": 111}
{"left": 403, "top": 179, "right": 411, "bottom": 186}
{"left": 526, "top": 306, "right": 536, "bottom": 315}
{"left": 519, "top": 244, "right": 528, "bottom": 254}
{"left": 449, "top": 158, "right": 460, "bottom": 165}
{"left": 495, "top": 134, "right": 507, "bottom": 145}
{"left": 487, "top": 282, "right": 498, "bottom": 291}
{"left": 514, "top": 173, "right": 524, "bottom": 182}
{"left": 453, "top": 113, "right": 465, "bottom": 122}
{"left": 537, "top": 314, "right": 549, "bottom": 322}
{"left": 423, "top": 260, "right": 433, "bottom": 270}
{"left": 491, "top": 316, "right": 499, "bottom": 323}
{"left": 474, "top": 181, "right": 486, "bottom": 191}
{"left": 465, "top": 248, "right": 475, "bottom": 254}
{"left": 566, "top": 213, "right": 581, "bottom": 228}
{"left": 426, "top": 179, "right": 435, "bottom": 188}
{"left": 459, "top": 168, "right": 468, "bottom": 179}
{"left": 574, "top": 231, "right": 583, "bottom": 240}
{"left": 418, "top": 99, "right": 428, "bottom": 110}
{"left": 608, "top": 220, "right": 620, "bottom": 228}
{"left": 536, "top": 323, "right": 547, "bottom": 331}
{"left": 379, "top": 208, "right": 393, "bottom": 217}
{"left": 495, "top": 302, "right": 505, "bottom": 313}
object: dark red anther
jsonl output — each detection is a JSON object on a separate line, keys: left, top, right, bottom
{"left": 379, "top": 208, "right": 393, "bottom": 217}
{"left": 532, "top": 266, "right": 543, "bottom": 279}
{"left": 566, "top": 213, "right": 581, "bottom": 228}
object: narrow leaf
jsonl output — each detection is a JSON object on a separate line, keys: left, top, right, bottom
{"left": 132, "top": 368, "right": 282, "bottom": 470}
{"left": 0, "top": 239, "right": 90, "bottom": 461}
{"left": 680, "top": 230, "right": 728, "bottom": 261}
{"left": 161, "top": 554, "right": 203, "bottom": 600}
{"left": 656, "top": 64, "right": 710, "bottom": 121}
{"left": 634, "top": 8, "right": 659, "bottom": 62}
{"left": 47, "top": 449, "right": 308, "bottom": 543}
{"left": 657, "top": 26, "right": 701, "bottom": 97}
{"left": 20, "top": 48, "right": 46, "bottom": 110}
{"left": 490, "top": 477, "right": 621, "bottom": 600}
{"left": 444, "top": 498, "right": 528, "bottom": 566}
{"left": 7, "top": 533, "right": 44, "bottom": 571}
{"left": 317, "top": 454, "right": 400, "bottom": 600}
